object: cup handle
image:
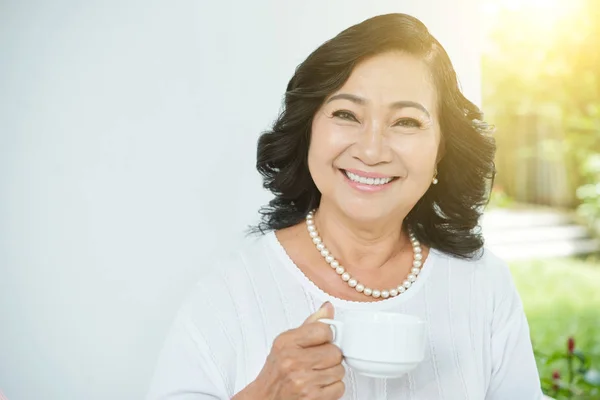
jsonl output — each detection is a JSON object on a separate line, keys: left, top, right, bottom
{"left": 319, "top": 318, "right": 343, "bottom": 348}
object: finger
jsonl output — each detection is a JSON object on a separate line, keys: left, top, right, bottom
{"left": 304, "top": 343, "right": 343, "bottom": 370}
{"left": 316, "top": 363, "right": 345, "bottom": 387}
{"left": 303, "top": 301, "right": 335, "bottom": 325}
{"left": 320, "top": 379, "right": 345, "bottom": 400}
{"left": 294, "top": 321, "right": 334, "bottom": 348}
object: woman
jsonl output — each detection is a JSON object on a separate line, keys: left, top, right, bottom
{"left": 147, "top": 13, "right": 543, "bottom": 399}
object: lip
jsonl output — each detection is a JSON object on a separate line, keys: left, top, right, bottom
{"left": 343, "top": 168, "right": 396, "bottom": 179}
{"left": 340, "top": 169, "right": 397, "bottom": 192}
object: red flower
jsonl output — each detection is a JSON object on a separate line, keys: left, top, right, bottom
{"left": 552, "top": 370, "right": 561, "bottom": 380}
{"left": 568, "top": 336, "right": 575, "bottom": 354}
{"left": 552, "top": 370, "right": 561, "bottom": 391}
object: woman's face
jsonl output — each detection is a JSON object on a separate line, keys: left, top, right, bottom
{"left": 308, "top": 51, "right": 441, "bottom": 222}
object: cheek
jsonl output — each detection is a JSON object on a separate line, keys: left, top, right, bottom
{"left": 308, "top": 120, "right": 330, "bottom": 180}
{"left": 391, "top": 135, "right": 439, "bottom": 171}
{"left": 309, "top": 118, "right": 354, "bottom": 164}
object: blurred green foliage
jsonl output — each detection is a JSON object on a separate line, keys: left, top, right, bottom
{"left": 485, "top": 2, "right": 600, "bottom": 397}
{"left": 577, "top": 155, "right": 600, "bottom": 229}
{"left": 482, "top": 0, "right": 600, "bottom": 221}
{"left": 510, "top": 256, "right": 600, "bottom": 399}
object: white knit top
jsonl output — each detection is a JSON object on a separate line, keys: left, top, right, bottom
{"left": 147, "top": 231, "right": 543, "bottom": 400}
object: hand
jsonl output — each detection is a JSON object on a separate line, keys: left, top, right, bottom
{"left": 239, "top": 302, "right": 345, "bottom": 400}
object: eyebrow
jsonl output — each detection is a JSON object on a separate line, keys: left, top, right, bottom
{"left": 326, "top": 93, "right": 431, "bottom": 118}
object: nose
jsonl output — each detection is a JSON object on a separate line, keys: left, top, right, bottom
{"left": 351, "top": 121, "right": 393, "bottom": 166}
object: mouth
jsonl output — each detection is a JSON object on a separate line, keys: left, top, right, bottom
{"left": 340, "top": 169, "right": 399, "bottom": 187}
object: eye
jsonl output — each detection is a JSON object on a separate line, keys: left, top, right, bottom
{"left": 393, "top": 118, "right": 423, "bottom": 128}
{"left": 332, "top": 110, "right": 359, "bottom": 122}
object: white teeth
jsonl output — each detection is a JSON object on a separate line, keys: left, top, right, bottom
{"left": 345, "top": 171, "right": 393, "bottom": 185}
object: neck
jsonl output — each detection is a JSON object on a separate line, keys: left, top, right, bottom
{"left": 312, "top": 201, "right": 411, "bottom": 272}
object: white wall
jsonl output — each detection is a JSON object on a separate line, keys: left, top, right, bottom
{"left": 0, "top": 1, "right": 481, "bottom": 399}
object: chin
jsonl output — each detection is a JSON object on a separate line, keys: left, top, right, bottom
{"left": 337, "top": 199, "right": 397, "bottom": 224}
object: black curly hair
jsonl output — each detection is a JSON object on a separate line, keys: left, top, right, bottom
{"left": 253, "top": 13, "right": 496, "bottom": 259}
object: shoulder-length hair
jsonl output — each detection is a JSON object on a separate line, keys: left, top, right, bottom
{"left": 253, "top": 13, "right": 496, "bottom": 259}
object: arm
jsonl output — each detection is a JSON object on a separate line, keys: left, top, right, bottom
{"left": 484, "top": 266, "right": 544, "bottom": 400}
{"left": 146, "top": 311, "right": 230, "bottom": 400}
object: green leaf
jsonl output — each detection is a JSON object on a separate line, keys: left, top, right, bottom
{"left": 545, "top": 352, "right": 568, "bottom": 365}
{"left": 572, "top": 349, "right": 591, "bottom": 371}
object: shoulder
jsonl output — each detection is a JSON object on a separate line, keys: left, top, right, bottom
{"left": 183, "top": 231, "right": 273, "bottom": 308}
{"left": 437, "top": 246, "right": 508, "bottom": 270}
{"left": 153, "top": 233, "right": 277, "bottom": 397}
{"left": 176, "top": 232, "right": 275, "bottom": 331}
{"left": 194, "top": 231, "right": 272, "bottom": 284}
{"left": 435, "top": 247, "right": 517, "bottom": 303}
{"left": 475, "top": 248, "right": 516, "bottom": 297}
{"left": 441, "top": 246, "right": 512, "bottom": 279}
{"left": 434, "top": 248, "right": 524, "bottom": 335}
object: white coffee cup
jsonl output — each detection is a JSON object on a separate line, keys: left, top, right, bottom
{"left": 320, "top": 311, "right": 427, "bottom": 378}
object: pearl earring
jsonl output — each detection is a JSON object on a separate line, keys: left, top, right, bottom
{"left": 432, "top": 169, "right": 439, "bottom": 185}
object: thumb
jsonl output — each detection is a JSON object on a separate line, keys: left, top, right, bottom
{"left": 303, "top": 301, "right": 335, "bottom": 324}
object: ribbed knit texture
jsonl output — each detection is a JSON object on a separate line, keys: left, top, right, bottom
{"left": 147, "top": 231, "right": 543, "bottom": 400}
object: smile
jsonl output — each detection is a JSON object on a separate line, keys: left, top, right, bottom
{"left": 341, "top": 169, "right": 399, "bottom": 191}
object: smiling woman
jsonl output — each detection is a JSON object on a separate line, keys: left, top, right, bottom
{"left": 147, "top": 13, "right": 544, "bottom": 400}
{"left": 255, "top": 15, "right": 496, "bottom": 259}
{"left": 308, "top": 51, "right": 441, "bottom": 228}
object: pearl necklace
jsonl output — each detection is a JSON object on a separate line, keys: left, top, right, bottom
{"left": 305, "top": 210, "right": 423, "bottom": 299}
